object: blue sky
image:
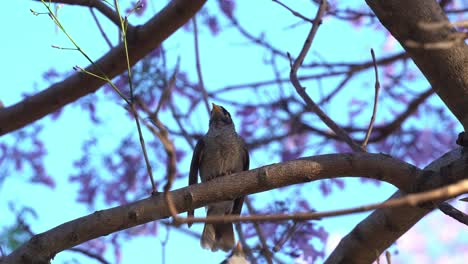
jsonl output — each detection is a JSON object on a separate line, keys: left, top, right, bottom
{"left": 1, "top": 1, "right": 467, "bottom": 263}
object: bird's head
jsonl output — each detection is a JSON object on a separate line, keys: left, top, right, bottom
{"left": 208, "top": 103, "right": 235, "bottom": 132}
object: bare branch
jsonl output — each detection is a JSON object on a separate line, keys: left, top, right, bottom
{"left": 184, "top": 178, "right": 468, "bottom": 224}
{"left": 244, "top": 197, "right": 273, "bottom": 264}
{"left": 366, "top": 0, "right": 468, "bottom": 130}
{"left": 289, "top": 0, "right": 363, "bottom": 152}
{"left": 362, "top": 48, "right": 381, "bottom": 149}
{"left": 325, "top": 147, "right": 466, "bottom": 264}
{"left": 438, "top": 202, "right": 468, "bottom": 226}
{"left": 192, "top": 16, "right": 211, "bottom": 114}
{"left": 0, "top": 0, "right": 207, "bottom": 136}
{"left": 89, "top": 7, "right": 113, "bottom": 48}
{"left": 272, "top": 0, "right": 316, "bottom": 23}
{"left": 67, "top": 247, "right": 111, "bottom": 264}
{"left": 33, "top": 0, "right": 132, "bottom": 30}
{"left": 4, "top": 152, "right": 425, "bottom": 263}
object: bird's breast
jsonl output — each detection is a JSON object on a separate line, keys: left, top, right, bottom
{"left": 199, "top": 136, "right": 244, "bottom": 182}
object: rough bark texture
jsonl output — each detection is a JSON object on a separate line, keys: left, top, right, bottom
{"left": 0, "top": 0, "right": 207, "bottom": 136}
{"left": 366, "top": 0, "right": 468, "bottom": 129}
{"left": 2, "top": 153, "right": 425, "bottom": 263}
{"left": 325, "top": 148, "right": 466, "bottom": 263}
{"left": 324, "top": 1, "right": 468, "bottom": 262}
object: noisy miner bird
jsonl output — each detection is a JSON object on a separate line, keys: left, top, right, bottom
{"left": 220, "top": 242, "right": 250, "bottom": 264}
{"left": 188, "top": 103, "right": 249, "bottom": 252}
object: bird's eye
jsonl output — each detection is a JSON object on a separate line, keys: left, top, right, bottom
{"left": 221, "top": 107, "right": 230, "bottom": 117}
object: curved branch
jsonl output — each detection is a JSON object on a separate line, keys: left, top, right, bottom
{"left": 366, "top": 0, "right": 468, "bottom": 130}
{"left": 4, "top": 153, "right": 422, "bottom": 263}
{"left": 325, "top": 147, "right": 467, "bottom": 264}
{"left": 0, "top": 0, "right": 207, "bottom": 136}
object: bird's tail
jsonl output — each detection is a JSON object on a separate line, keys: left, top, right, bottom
{"left": 201, "top": 223, "right": 235, "bottom": 252}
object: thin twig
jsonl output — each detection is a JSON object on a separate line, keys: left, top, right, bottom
{"left": 192, "top": 16, "right": 211, "bottom": 114}
{"left": 438, "top": 201, "right": 468, "bottom": 226}
{"left": 132, "top": 103, "right": 156, "bottom": 193}
{"left": 288, "top": 0, "right": 364, "bottom": 152}
{"left": 33, "top": 0, "right": 134, "bottom": 31}
{"left": 235, "top": 223, "right": 258, "bottom": 264}
{"left": 38, "top": 0, "right": 156, "bottom": 192}
{"left": 272, "top": 0, "right": 316, "bottom": 23}
{"left": 182, "top": 179, "right": 468, "bottom": 224}
{"left": 68, "top": 248, "right": 111, "bottom": 264}
{"left": 89, "top": 7, "right": 113, "bottom": 48}
{"left": 160, "top": 224, "right": 170, "bottom": 264}
{"left": 38, "top": 1, "right": 130, "bottom": 103}
{"left": 160, "top": 46, "right": 195, "bottom": 149}
{"left": 155, "top": 60, "right": 179, "bottom": 116}
{"left": 385, "top": 251, "right": 392, "bottom": 264}
{"left": 272, "top": 222, "right": 302, "bottom": 252}
{"left": 136, "top": 96, "right": 178, "bottom": 221}
{"left": 245, "top": 197, "right": 273, "bottom": 264}
{"left": 362, "top": 48, "right": 381, "bottom": 149}
{"left": 136, "top": 98, "right": 177, "bottom": 195}
{"left": 114, "top": 0, "right": 156, "bottom": 193}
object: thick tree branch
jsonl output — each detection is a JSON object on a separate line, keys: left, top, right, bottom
{"left": 366, "top": 0, "right": 468, "bottom": 130}
{"left": 4, "top": 153, "right": 425, "bottom": 263}
{"left": 0, "top": 0, "right": 207, "bottom": 136}
{"left": 325, "top": 147, "right": 467, "bottom": 264}
{"left": 5, "top": 151, "right": 468, "bottom": 263}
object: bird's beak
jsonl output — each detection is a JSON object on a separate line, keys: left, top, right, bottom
{"left": 211, "top": 103, "right": 223, "bottom": 117}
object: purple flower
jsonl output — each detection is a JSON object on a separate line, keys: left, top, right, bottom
{"left": 219, "top": 0, "right": 235, "bottom": 18}
{"left": 42, "top": 68, "right": 60, "bottom": 82}
{"left": 207, "top": 16, "right": 220, "bottom": 35}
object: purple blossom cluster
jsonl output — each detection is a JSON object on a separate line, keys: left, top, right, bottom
{"left": 242, "top": 199, "right": 328, "bottom": 262}
{"left": 1, "top": 125, "right": 54, "bottom": 189}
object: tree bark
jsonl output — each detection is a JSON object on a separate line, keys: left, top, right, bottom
{"left": 325, "top": 148, "right": 466, "bottom": 263}
{"left": 0, "top": 0, "right": 207, "bottom": 136}
{"left": 366, "top": 0, "right": 468, "bottom": 129}
{"left": 2, "top": 153, "right": 430, "bottom": 263}
{"left": 325, "top": 1, "right": 468, "bottom": 262}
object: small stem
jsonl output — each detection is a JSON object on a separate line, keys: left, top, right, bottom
{"left": 192, "top": 16, "right": 211, "bottom": 114}
{"left": 362, "top": 48, "right": 381, "bottom": 149}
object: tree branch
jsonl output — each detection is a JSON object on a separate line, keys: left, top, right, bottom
{"left": 33, "top": 0, "right": 129, "bottom": 29}
{"left": 325, "top": 147, "right": 467, "bottom": 264}
{"left": 0, "top": 0, "right": 207, "bottom": 136}
{"left": 4, "top": 153, "right": 425, "bottom": 263}
{"left": 365, "top": 0, "right": 468, "bottom": 130}
{"left": 289, "top": 0, "right": 363, "bottom": 152}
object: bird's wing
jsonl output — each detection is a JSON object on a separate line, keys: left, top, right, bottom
{"left": 242, "top": 140, "right": 249, "bottom": 171}
{"left": 188, "top": 139, "right": 204, "bottom": 227}
{"left": 232, "top": 139, "right": 249, "bottom": 215}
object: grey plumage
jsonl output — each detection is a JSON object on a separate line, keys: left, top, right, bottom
{"left": 188, "top": 103, "right": 249, "bottom": 252}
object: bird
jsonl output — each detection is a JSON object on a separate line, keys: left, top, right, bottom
{"left": 188, "top": 103, "right": 249, "bottom": 252}
{"left": 220, "top": 242, "right": 251, "bottom": 264}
